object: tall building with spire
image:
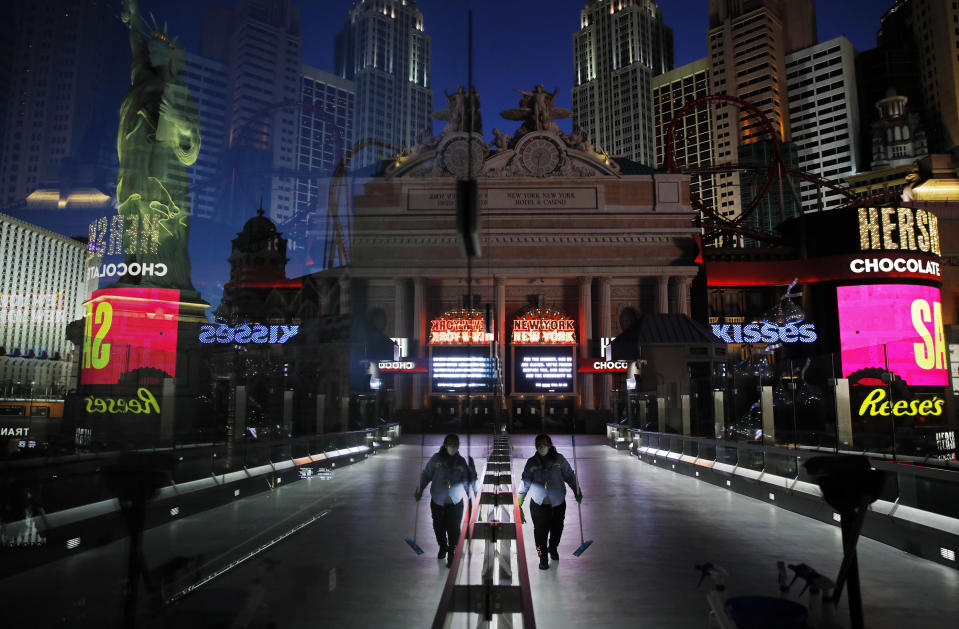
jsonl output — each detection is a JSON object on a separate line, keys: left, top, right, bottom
{"left": 335, "top": 0, "right": 432, "bottom": 169}
{"left": 571, "top": 0, "right": 674, "bottom": 166}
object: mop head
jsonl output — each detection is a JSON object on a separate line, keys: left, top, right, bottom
{"left": 572, "top": 539, "right": 593, "bottom": 557}
{"left": 405, "top": 538, "right": 424, "bottom": 555}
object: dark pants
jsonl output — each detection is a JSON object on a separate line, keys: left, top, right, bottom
{"left": 529, "top": 500, "right": 566, "bottom": 554}
{"left": 430, "top": 501, "right": 465, "bottom": 551}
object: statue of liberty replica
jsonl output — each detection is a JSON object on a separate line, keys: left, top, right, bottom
{"left": 116, "top": 0, "right": 200, "bottom": 296}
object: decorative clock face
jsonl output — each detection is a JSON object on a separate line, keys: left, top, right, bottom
{"left": 519, "top": 137, "right": 561, "bottom": 176}
{"left": 441, "top": 137, "right": 486, "bottom": 177}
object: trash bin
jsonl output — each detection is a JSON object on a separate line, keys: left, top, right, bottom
{"left": 725, "top": 596, "right": 807, "bottom": 629}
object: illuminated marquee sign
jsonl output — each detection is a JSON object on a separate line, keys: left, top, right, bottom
{"left": 198, "top": 323, "right": 299, "bottom": 344}
{"left": 87, "top": 261, "right": 167, "bottom": 280}
{"left": 849, "top": 257, "right": 939, "bottom": 278}
{"left": 710, "top": 322, "right": 818, "bottom": 344}
{"left": 837, "top": 285, "right": 947, "bottom": 386}
{"left": 0, "top": 292, "right": 74, "bottom": 324}
{"left": 81, "top": 288, "right": 180, "bottom": 385}
{"left": 88, "top": 214, "right": 162, "bottom": 257}
{"left": 86, "top": 214, "right": 170, "bottom": 280}
{"left": 511, "top": 307, "right": 576, "bottom": 345}
{"left": 857, "top": 208, "right": 940, "bottom": 255}
{"left": 856, "top": 388, "right": 944, "bottom": 418}
{"left": 377, "top": 359, "right": 427, "bottom": 373}
{"left": 937, "top": 430, "right": 957, "bottom": 452}
{"left": 430, "top": 309, "right": 493, "bottom": 345}
{"left": 83, "top": 388, "right": 160, "bottom": 415}
{"left": 578, "top": 358, "right": 629, "bottom": 373}
{"left": 513, "top": 346, "right": 575, "bottom": 394}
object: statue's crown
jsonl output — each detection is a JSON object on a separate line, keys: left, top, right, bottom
{"left": 144, "top": 12, "right": 178, "bottom": 48}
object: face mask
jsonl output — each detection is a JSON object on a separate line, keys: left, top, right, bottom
{"left": 446, "top": 446, "right": 458, "bottom": 456}
{"left": 537, "top": 446, "right": 549, "bottom": 457}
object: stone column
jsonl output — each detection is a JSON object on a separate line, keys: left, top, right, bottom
{"left": 675, "top": 276, "right": 690, "bottom": 317}
{"left": 598, "top": 277, "right": 612, "bottom": 409}
{"left": 394, "top": 278, "right": 408, "bottom": 409}
{"left": 656, "top": 275, "right": 669, "bottom": 314}
{"left": 578, "top": 276, "right": 594, "bottom": 410}
{"left": 412, "top": 278, "right": 426, "bottom": 410}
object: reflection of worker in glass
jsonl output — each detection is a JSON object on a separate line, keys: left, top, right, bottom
{"left": 518, "top": 434, "right": 581, "bottom": 570}
{"left": 414, "top": 434, "right": 477, "bottom": 567}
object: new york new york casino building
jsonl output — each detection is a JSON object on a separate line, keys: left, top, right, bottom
{"left": 343, "top": 129, "right": 704, "bottom": 430}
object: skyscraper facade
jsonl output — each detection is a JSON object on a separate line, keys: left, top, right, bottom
{"left": 0, "top": 0, "right": 126, "bottom": 210}
{"left": 652, "top": 58, "right": 717, "bottom": 215}
{"left": 179, "top": 52, "right": 229, "bottom": 222}
{"left": 572, "top": 0, "right": 674, "bottom": 166}
{"left": 335, "top": 0, "right": 432, "bottom": 169}
{"left": 201, "top": 0, "right": 303, "bottom": 225}
{"left": 294, "top": 66, "right": 355, "bottom": 271}
{"left": 785, "top": 37, "right": 861, "bottom": 212}
{"left": 907, "top": 0, "right": 959, "bottom": 153}
{"left": 295, "top": 66, "right": 354, "bottom": 220}
{"left": 706, "top": 0, "right": 815, "bottom": 226}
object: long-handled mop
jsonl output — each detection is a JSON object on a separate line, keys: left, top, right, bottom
{"left": 570, "top": 433, "right": 593, "bottom": 556}
{"left": 405, "top": 433, "right": 425, "bottom": 555}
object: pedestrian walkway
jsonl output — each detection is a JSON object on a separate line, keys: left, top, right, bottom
{"left": 2, "top": 434, "right": 957, "bottom": 628}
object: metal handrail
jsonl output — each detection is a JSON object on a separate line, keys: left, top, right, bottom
{"left": 432, "top": 435, "right": 536, "bottom": 628}
{"left": 612, "top": 425, "right": 959, "bottom": 523}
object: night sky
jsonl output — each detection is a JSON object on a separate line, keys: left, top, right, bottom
{"left": 19, "top": 0, "right": 896, "bottom": 310}
{"left": 159, "top": 0, "right": 889, "bottom": 136}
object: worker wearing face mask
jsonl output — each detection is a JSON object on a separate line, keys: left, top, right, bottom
{"left": 518, "top": 433, "right": 582, "bottom": 570}
{"left": 414, "top": 434, "right": 477, "bottom": 566}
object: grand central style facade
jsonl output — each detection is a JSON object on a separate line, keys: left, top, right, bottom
{"left": 335, "top": 92, "right": 701, "bottom": 428}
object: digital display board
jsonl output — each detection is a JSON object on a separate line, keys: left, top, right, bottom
{"left": 513, "top": 346, "right": 575, "bottom": 394}
{"left": 81, "top": 288, "right": 180, "bottom": 385}
{"left": 430, "top": 346, "right": 496, "bottom": 393}
{"left": 837, "top": 284, "right": 947, "bottom": 386}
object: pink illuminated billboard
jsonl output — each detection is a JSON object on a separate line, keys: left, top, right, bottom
{"left": 81, "top": 288, "right": 180, "bottom": 385}
{"left": 836, "top": 284, "right": 947, "bottom": 386}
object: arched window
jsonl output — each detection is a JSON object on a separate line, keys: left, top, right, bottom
{"left": 894, "top": 126, "right": 902, "bottom": 142}
{"left": 902, "top": 125, "right": 910, "bottom": 140}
